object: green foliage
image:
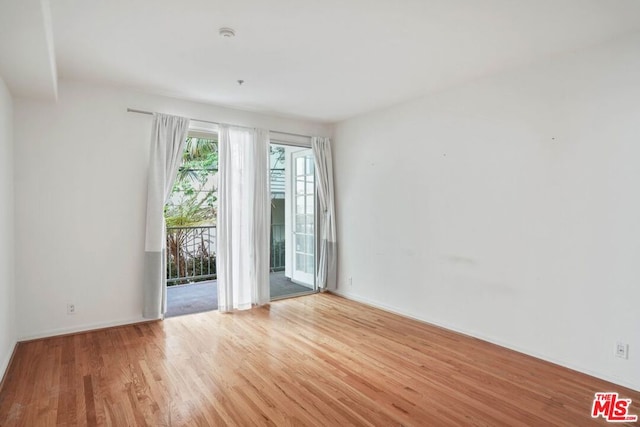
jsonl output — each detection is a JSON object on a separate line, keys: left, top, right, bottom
{"left": 270, "top": 145, "right": 284, "bottom": 166}
{"left": 165, "top": 136, "right": 219, "bottom": 285}
{"left": 165, "top": 136, "right": 218, "bottom": 226}
{"left": 176, "top": 137, "right": 218, "bottom": 183}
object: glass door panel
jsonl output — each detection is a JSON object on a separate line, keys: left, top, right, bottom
{"left": 291, "top": 149, "right": 315, "bottom": 286}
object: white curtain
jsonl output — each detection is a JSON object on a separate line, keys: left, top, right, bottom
{"left": 312, "top": 137, "right": 337, "bottom": 291}
{"left": 217, "top": 125, "right": 271, "bottom": 311}
{"left": 142, "top": 113, "right": 190, "bottom": 319}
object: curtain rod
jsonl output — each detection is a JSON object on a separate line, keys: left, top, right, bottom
{"left": 127, "top": 108, "right": 313, "bottom": 140}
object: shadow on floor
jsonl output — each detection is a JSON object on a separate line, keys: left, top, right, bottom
{"left": 165, "top": 272, "right": 313, "bottom": 318}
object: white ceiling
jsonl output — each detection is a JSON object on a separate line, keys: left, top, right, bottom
{"left": 4, "top": 1, "right": 640, "bottom": 122}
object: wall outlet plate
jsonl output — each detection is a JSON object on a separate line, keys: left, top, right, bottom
{"left": 615, "top": 342, "right": 628, "bottom": 359}
{"left": 67, "top": 303, "right": 76, "bottom": 315}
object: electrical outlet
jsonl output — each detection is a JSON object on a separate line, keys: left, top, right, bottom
{"left": 615, "top": 342, "right": 628, "bottom": 359}
{"left": 67, "top": 303, "right": 76, "bottom": 315}
{"left": 348, "top": 277, "right": 353, "bottom": 287}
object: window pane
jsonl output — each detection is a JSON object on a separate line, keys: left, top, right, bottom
{"left": 306, "top": 157, "right": 314, "bottom": 175}
{"left": 306, "top": 181, "right": 314, "bottom": 194}
{"left": 295, "top": 215, "right": 305, "bottom": 233}
{"left": 306, "top": 236, "right": 314, "bottom": 254}
{"left": 296, "top": 179, "right": 305, "bottom": 195}
{"left": 296, "top": 235, "right": 305, "bottom": 252}
{"left": 305, "top": 255, "right": 314, "bottom": 274}
{"left": 296, "top": 196, "right": 304, "bottom": 213}
{"left": 306, "top": 215, "right": 314, "bottom": 233}
{"left": 296, "top": 157, "right": 305, "bottom": 176}
{"left": 306, "top": 196, "right": 314, "bottom": 214}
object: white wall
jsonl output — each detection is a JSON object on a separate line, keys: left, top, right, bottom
{"left": 0, "top": 75, "right": 16, "bottom": 380}
{"left": 333, "top": 34, "right": 640, "bottom": 391}
{"left": 14, "top": 79, "right": 331, "bottom": 340}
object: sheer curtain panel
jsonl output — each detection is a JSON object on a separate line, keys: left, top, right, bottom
{"left": 217, "top": 125, "right": 271, "bottom": 311}
{"left": 312, "top": 136, "right": 337, "bottom": 291}
{"left": 142, "top": 113, "right": 190, "bottom": 319}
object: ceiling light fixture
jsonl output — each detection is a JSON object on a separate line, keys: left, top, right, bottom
{"left": 219, "top": 27, "right": 235, "bottom": 38}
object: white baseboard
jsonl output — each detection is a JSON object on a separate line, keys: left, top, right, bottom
{"left": 18, "top": 316, "right": 150, "bottom": 342}
{"left": 331, "top": 289, "right": 639, "bottom": 392}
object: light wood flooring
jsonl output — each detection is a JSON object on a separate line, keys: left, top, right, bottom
{"left": 0, "top": 293, "right": 638, "bottom": 426}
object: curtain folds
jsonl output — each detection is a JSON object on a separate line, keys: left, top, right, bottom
{"left": 143, "top": 113, "right": 190, "bottom": 319}
{"left": 217, "top": 125, "right": 271, "bottom": 312}
{"left": 251, "top": 129, "right": 272, "bottom": 306}
{"left": 312, "top": 137, "right": 337, "bottom": 291}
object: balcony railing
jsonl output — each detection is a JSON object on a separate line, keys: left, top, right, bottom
{"left": 166, "top": 224, "right": 287, "bottom": 285}
{"left": 166, "top": 225, "right": 217, "bottom": 285}
{"left": 271, "top": 224, "right": 285, "bottom": 272}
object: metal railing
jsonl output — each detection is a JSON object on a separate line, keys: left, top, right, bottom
{"left": 166, "top": 226, "right": 217, "bottom": 285}
{"left": 167, "top": 224, "right": 287, "bottom": 284}
{"left": 271, "top": 224, "right": 285, "bottom": 272}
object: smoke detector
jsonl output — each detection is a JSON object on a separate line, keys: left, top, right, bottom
{"left": 219, "top": 28, "right": 236, "bottom": 38}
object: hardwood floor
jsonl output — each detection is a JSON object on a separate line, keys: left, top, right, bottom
{"left": 0, "top": 293, "right": 638, "bottom": 426}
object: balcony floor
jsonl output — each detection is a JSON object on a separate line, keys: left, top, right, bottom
{"left": 165, "top": 271, "right": 313, "bottom": 318}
